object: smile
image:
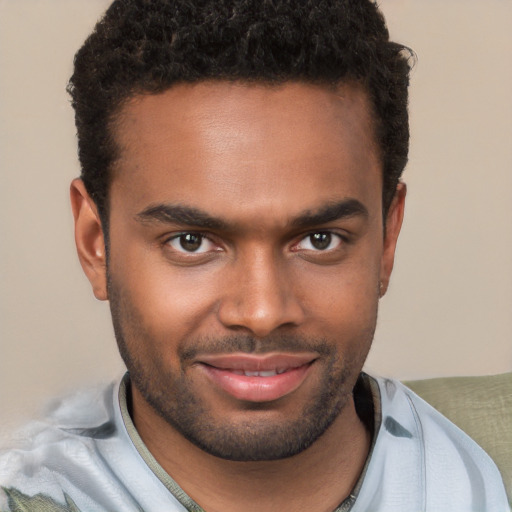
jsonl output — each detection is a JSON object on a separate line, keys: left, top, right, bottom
{"left": 230, "top": 369, "right": 288, "bottom": 377}
{"left": 196, "top": 353, "right": 317, "bottom": 403}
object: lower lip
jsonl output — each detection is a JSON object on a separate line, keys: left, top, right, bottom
{"left": 200, "top": 364, "right": 312, "bottom": 403}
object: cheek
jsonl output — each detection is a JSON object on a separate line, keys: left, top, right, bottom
{"left": 111, "top": 248, "right": 223, "bottom": 345}
{"left": 295, "top": 252, "right": 381, "bottom": 319}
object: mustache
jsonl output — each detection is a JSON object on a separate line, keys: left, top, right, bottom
{"left": 179, "top": 334, "right": 333, "bottom": 362}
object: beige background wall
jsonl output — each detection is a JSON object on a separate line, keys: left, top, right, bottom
{"left": 1, "top": 0, "right": 511, "bottom": 430}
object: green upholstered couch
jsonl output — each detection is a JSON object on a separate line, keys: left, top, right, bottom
{"left": 405, "top": 372, "right": 512, "bottom": 505}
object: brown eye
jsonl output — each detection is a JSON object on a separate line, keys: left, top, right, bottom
{"left": 168, "top": 233, "right": 213, "bottom": 253}
{"left": 309, "top": 233, "right": 332, "bottom": 250}
{"left": 181, "top": 233, "right": 202, "bottom": 251}
{"left": 295, "top": 232, "right": 343, "bottom": 252}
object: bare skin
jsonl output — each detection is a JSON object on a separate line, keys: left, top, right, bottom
{"left": 71, "top": 81, "right": 405, "bottom": 512}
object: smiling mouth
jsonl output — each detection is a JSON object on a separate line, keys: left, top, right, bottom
{"left": 196, "top": 353, "right": 317, "bottom": 402}
{"left": 227, "top": 368, "right": 289, "bottom": 377}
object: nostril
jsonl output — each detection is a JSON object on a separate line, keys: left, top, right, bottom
{"left": 217, "top": 294, "right": 305, "bottom": 338}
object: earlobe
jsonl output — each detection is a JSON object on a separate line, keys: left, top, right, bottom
{"left": 70, "top": 178, "right": 108, "bottom": 301}
{"left": 379, "top": 182, "right": 406, "bottom": 297}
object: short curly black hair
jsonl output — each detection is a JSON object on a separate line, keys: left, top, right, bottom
{"left": 68, "top": 0, "right": 413, "bottom": 228}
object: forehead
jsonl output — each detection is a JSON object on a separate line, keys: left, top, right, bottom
{"left": 111, "top": 81, "right": 382, "bottom": 223}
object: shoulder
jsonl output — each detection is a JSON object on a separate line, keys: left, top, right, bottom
{"left": 0, "top": 377, "right": 189, "bottom": 512}
{"left": 0, "top": 382, "right": 118, "bottom": 509}
{"left": 367, "top": 376, "right": 509, "bottom": 511}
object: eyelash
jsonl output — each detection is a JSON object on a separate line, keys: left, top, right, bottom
{"left": 292, "top": 231, "right": 347, "bottom": 252}
{"left": 163, "top": 230, "right": 348, "bottom": 256}
{"left": 164, "top": 232, "right": 219, "bottom": 254}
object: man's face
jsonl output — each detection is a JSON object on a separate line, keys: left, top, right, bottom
{"left": 86, "top": 82, "right": 403, "bottom": 461}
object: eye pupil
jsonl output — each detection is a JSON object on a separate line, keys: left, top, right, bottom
{"left": 179, "top": 233, "right": 202, "bottom": 252}
{"left": 310, "top": 232, "right": 331, "bottom": 250}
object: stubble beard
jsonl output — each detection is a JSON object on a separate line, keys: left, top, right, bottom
{"left": 108, "top": 277, "right": 376, "bottom": 462}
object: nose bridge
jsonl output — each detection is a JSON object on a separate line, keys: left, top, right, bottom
{"left": 218, "top": 245, "right": 304, "bottom": 337}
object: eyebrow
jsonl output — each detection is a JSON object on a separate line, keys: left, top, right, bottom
{"left": 136, "top": 204, "right": 228, "bottom": 230}
{"left": 135, "top": 198, "right": 368, "bottom": 231}
{"left": 291, "top": 199, "right": 369, "bottom": 228}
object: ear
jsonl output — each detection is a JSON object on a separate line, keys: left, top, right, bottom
{"left": 70, "top": 178, "right": 108, "bottom": 301}
{"left": 379, "top": 182, "right": 406, "bottom": 297}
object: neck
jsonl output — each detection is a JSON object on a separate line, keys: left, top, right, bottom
{"left": 131, "top": 385, "right": 371, "bottom": 512}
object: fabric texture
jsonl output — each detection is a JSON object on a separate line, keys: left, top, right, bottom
{"left": 405, "top": 372, "right": 512, "bottom": 505}
{"left": 0, "top": 374, "right": 508, "bottom": 512}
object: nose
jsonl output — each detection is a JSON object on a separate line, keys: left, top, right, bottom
{"left": 217, "top": 248, "right": 305, "bottom": 338}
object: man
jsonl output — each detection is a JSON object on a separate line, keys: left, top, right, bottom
{"left": 0, "top": 0, "right": 508, "bottom": 511}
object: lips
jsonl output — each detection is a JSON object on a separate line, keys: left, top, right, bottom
{"left": 196, "top": 352, "right": 317, "bottom": 403}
